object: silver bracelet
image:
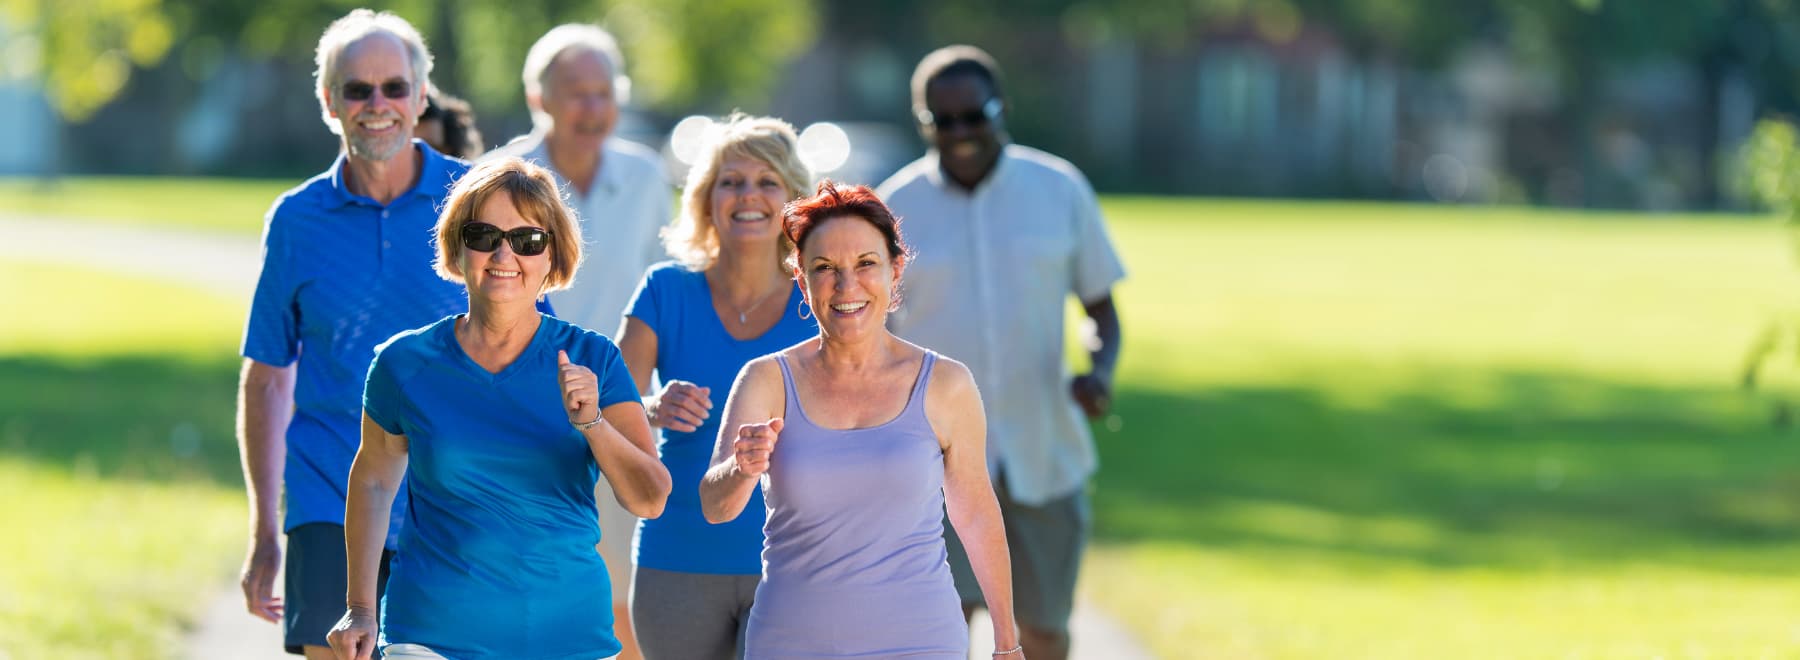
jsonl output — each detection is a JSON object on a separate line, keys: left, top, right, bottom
{"left": 993, "top": 645, "right": 1023, "bottom": 657}
{"left": 573, "top": 414, "right": 604, "bottom": 431}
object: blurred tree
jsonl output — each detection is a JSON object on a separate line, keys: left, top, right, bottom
{"left": 1, "top": 0, "right": 815, "bottom": 125}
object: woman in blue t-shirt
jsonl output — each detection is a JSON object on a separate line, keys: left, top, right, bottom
{"left": 327, "top": 157, "right": 672, "bottom": 660}
{"left": 614, "top": 114, "right": 816, "bottom": 659}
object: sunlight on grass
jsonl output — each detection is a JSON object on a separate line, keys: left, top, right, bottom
{"left": 0, "top": 176, "right": 288, "bottom": 235}
{"left": 0, "top": 460, "right": 241, "bottom": 659}
{"left": 1082, "top": 198, "right": 1800, "bottom": 658}
{"left": 0, "top": 260, "right": 247, "bottom": 659}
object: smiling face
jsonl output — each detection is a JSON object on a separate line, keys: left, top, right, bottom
{"left": 327, "top": 32, "right": 426, "bottom": 162}
{"left": 921, "top": 72, "right": 1004, "bottom": 187}
{"left": 709, "top": 155, "right": 791, "bottom": 255}
{"left": 537, "top": 48, "right": 619, "bottom": 152}
{"left": 796, "top": 215, "right": 901, "bottom": 341}
{"left": 460, "top": 190, "right": 553, "bottom": 308}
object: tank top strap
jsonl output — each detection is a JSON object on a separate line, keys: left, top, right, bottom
{"left": 775, "top": 354, "right": 806, "bottom": 427}
{"left": 903, "top": 351, "right": 938, "bottom": 418}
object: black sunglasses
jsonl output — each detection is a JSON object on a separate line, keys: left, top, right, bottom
{"left": 341, "top": 79, "right": 413, "bottom": 102}
{"left": 461, "top": 222, "right": 553, "bottom": 256}
{"left": 917, "top": 97, "right": 1003, "bottom": 130}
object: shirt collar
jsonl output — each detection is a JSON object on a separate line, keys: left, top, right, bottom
{"left": 326, "top": 139, "right": 450, "bottom": 209}
{"left": 525, "top": 132, "right": 625, "bottom": 200}
{"left": 929, "top": 143, "right": 1012, "bottom": 196}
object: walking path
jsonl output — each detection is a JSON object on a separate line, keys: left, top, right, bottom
{"left": 0, "top": 214, "right": 1156, "bottom": 660}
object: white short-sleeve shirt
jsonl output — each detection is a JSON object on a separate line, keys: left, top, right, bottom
{"left": 878, "top": 144, "right": 1126, "bottom": 505}
{"left": 488, "top": 133, "right": 673, "bottom": 336}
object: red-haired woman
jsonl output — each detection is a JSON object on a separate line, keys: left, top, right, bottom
{"left": 699, "top": 181, "right": 1024, "bottom": 658}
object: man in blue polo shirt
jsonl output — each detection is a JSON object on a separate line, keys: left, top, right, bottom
{"left": 235, "top": 10, "right": 471, "bottom": 658}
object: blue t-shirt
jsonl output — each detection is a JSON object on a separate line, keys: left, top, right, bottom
{"left": 364, "top": 314, "right": 636, "bottom": 660}
{"left": 625, "top": 261, "right": 817, "bottom": 574}
{"left": 240, "top": 141, "right": 469, "bottom": 547}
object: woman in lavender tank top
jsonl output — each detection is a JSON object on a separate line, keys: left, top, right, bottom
{"left": 700, "top": 182, "right": 1025, "bottom": 659}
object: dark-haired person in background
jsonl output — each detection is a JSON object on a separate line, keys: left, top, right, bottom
{"left": 415, "top": 89, "right": 485, "bottom": 160}
{"left": 877, "top": 44, "right": 1126, "bottom": 660}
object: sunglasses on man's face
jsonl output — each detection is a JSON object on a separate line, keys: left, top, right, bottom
{"left": 917, "top": 97, "right": 1003, "bottom": 131}
{"left": 340, "top": 79, "right": 413, "bottom": 102}
{"left": 461, "top": 222, "right": 553, "bottom": 256}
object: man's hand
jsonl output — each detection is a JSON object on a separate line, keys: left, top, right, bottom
{"left": 1070, "top": 373, "right": 1112, "bottom": 418}
{"left": 239, "top": 535, "right": 283, "bottom": 622}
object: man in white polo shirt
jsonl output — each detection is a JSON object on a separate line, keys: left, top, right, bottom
{"left": 485, "top": 23, "right": 669, "bottom": 660}
{"left": 878, "top": 44, "right": 1126, "bottom": 660}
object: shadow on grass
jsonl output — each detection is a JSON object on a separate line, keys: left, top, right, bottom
{"left": 0, "top": 354, "right": 243, "bottom": 485}
{"left": 1093, "top": 368, "right": 1800, "bottom": 571}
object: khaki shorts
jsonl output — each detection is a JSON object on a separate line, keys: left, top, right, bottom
{"left": 943, "top": 476, "right": 1089, "bottom": 634}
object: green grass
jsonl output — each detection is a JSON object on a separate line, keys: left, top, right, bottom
{"left": 0, "top": 176, "right": 289, "bottom": 235}
{"left": 1084, "top": 197, "right": 1800, "bottom": 658}
{"left": 0, "top": 262, "right": 247, "bottom": 659}
{"left": 11, "top": 177, "right": 1800, "bottom": 657}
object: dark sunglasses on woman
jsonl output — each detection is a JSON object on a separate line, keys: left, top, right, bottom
{"left": 461, "top": 222, "right": 553, "bottom": 256}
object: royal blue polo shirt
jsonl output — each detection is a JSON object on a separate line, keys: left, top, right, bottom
{"left": 624, "top": 261, "right": 816, "bottom": 574}
{"left": 364, "top": 314, "right": 637, "bottom": 659}
{"left": 240, "top": 140, "right": 470, "bottom": 548}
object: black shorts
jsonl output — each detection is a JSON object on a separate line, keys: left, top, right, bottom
{"left": 284, "top": 523, "right": 394, "bottom": 654}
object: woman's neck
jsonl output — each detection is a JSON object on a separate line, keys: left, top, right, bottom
{"left": 460, "top": 298, "right": 542, "bottom": 353}
{"left": 707, "top": 243, "right": 788, "bottom": 305}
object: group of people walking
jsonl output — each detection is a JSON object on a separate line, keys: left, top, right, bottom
{"left": 235, "top": 9, "right": 1125, "bottom": 660}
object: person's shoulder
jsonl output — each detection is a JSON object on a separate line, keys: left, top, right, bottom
{"left": 374, "top": 316, "right": 455, "bottom": 367}
{"left": 268, "top": 169, "right": 337, "bottom": 219}
{"left": 1005, "top": 144, "right": 1088, "bottom": 183}
{"left": 606, "top": 136, "right": 663, "bottom": 164}
{"left": 876, "top": 154, "right": 938, "bottom": 197}
{"left": 483, "top": 133, "right": 545, "bottom": 163}
{"left": 641, "top": 259, "right": 698, "bottom": 285}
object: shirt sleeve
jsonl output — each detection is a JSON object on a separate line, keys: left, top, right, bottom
{"left": 623, "top": 265, "right": 663, "bottom": 334}
{"left": 590, "top": 335, "right": 641, "bottom": 410}
{"left": 241, "top": 203, "right": 299, "bottom": 366}
{"left": 362, "top": 335, "right": 407, "bottom": 435}
{"left": 1067, "top": 169, "right": 1127, "bottom": 304}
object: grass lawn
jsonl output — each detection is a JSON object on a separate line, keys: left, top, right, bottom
{"left": 0, "top": 176, "right": 289, "bottom": 235}
{"left": 9, "top": 176, "right": 1800, "bottom": 658}
{"left": 1084, "top": 198, "right": 1800, "bottom": 658}
{"left": 0, "top": 262, "right": 248, "bottom": 659}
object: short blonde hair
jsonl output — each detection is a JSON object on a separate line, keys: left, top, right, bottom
{"left": 435, "top": 157, "right": 584, "bottom": 293}
{"left": 314, "top": 9, "right": 433, "bottom": 136}
{"left": 664, "top": 113, "right": 812, "bottom": 271}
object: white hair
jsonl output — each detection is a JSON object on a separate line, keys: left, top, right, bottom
{"left": 522, "top": 23, "right": 632, "bottom": 129}
{"left": 313, "top": 9, "right": 433, "bottom": 136}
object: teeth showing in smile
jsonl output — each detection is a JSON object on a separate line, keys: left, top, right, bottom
{"left": 831, "top": 302, "right": 867, "bottom": 313}
{"left": 732, "top": 211, "right": 767, "bottom": 222}
{"left": 362, "top": 119, "right": 396, "bottom": 130}
{"left": 486, "top": 269, "right": 520, "bottom": 278}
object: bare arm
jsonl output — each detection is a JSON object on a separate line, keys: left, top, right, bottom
{"left": 329, "top": 413, "right": 408, "bottom": 660}
{"left": 699, "top": 358, "right": 784, "bottom": 524}
{"left": 934, "top": 359, "right": 1021, "bottom": 651}
{"left": 1071, "top": 293, "right": 1122, "bottom": 418}
{"left": 235, "top": 358, "right": 294, "bottom": 622}
{"left": 559, "top": 349, "right": 672, "bottom": 518}
{"left": 617, "top": 315, "right": 712, "bottom": 433}
{"left": 585, "top": 399, "right": 672, "bottom": 518}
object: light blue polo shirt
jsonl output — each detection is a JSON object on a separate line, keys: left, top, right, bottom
{"left": 625, "top": 261, "right": 817, "bottom": 574}
{"left": 240, "top": 141, "right": 469, "bottom": 547}
{"left": 364, "top": 314, "right": 637, "bottom": 660}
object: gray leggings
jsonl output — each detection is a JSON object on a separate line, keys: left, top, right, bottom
{"left": 630, "top": 566, "right": 759, "bottom": 660}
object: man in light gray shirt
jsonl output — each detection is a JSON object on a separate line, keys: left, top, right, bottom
{"left": 484, "top": 23, "right": 670, "bottom": 660}
{"left": 879, "top": 44, "right": 1125, "bottom": 660}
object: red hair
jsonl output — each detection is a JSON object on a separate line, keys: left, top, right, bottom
{"left": 781, "top": 180, "right": 911, "bottom": 273}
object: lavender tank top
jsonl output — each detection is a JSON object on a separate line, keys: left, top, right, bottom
{"left": 743, "top": 351, "right": 967, "bottom": 658}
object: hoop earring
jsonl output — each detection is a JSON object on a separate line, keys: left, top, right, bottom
{"left": 799, "top": 301, "right": 813, "bottom": 320}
